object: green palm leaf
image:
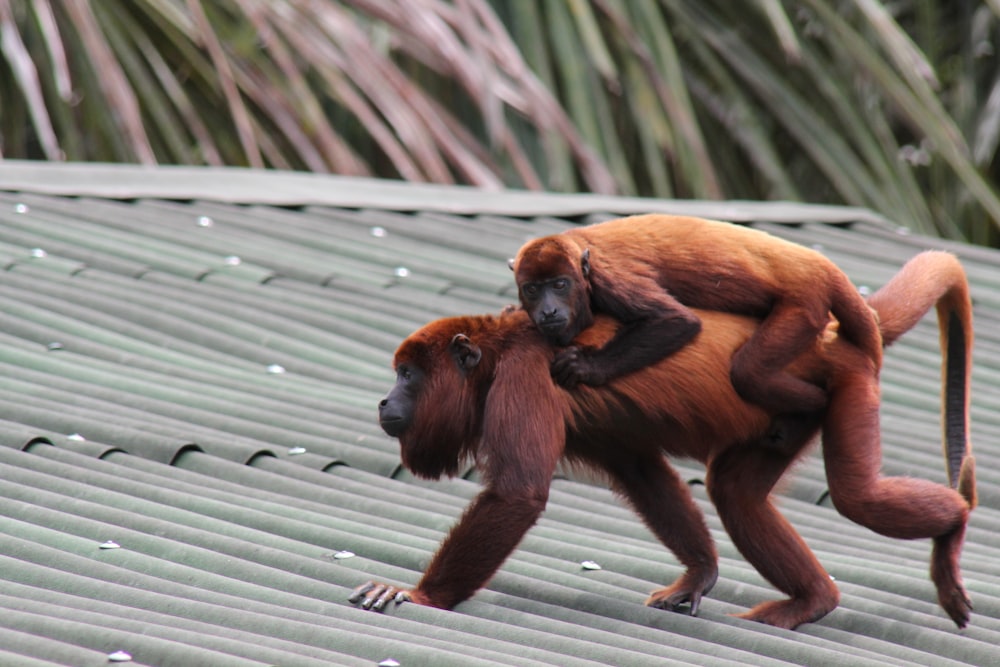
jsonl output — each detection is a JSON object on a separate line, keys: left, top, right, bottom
{"left": 1, "top": 0, "right": 997, "bottom": 243}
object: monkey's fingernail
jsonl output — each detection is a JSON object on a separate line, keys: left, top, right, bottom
{"left": 349, "top": 581, "right": 375, "bottom": 602}
{"left": 690, "top": 596, "right": 701, "bottom": 616}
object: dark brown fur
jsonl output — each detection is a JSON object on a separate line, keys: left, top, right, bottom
{"left": 355, "top": 252, "right": 974, "bottom": 630}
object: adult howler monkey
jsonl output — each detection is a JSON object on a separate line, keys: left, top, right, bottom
{"left": 510, "top": 214, "right": 882, "bottom": 418}
{"left": 352, "top": 252, "right": 975, "bottom": 630}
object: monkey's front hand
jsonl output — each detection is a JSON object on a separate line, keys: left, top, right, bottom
{"left": 349, "top": 581, "right": 413, "bottom": 612}
{"left": 551, "top": 346, "right": 607, "bottom": 388}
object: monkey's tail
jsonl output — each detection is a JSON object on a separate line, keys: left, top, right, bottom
{"left": 830, "top": 271, "right": 885, "bottom": 369}
{"left": 867, "top": 251, "right": 976, "bottom": 507}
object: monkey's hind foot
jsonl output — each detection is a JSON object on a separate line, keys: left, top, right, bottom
{"left": 645, "top": 567, "right": 718, "bottom": 617}
{"left": 736, "top": 591, "right": 839, "bottom": 630}
{"left": 931, "top": 523, "right": 973, "bottom": 629}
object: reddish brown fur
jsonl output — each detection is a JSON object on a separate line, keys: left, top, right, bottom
{"left": 356, "top": 252, "right": 975, "bottom": 630}
{"left": 512, "top": 214, "right": 883, "bottom": 415}
{"left": 866, "top": 251, "right": 975, "bottom": 501}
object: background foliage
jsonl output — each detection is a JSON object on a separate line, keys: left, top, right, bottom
{"left": 1, "top": 0, "right": 998, "bottom": 245}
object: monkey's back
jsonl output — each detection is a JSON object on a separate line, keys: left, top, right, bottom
{"left": 562, "top": 311, "right": 786, "bottom": 464}
{"left": 567, "top": 214, "right": 846, "bottom": 315}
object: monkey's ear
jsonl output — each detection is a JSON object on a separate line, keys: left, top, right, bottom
{"left": 581, "top": 248, "right": 591, "bottom": 277}
{"left": 507, "top": 258, "right": 515, "bottom": 271}
{"left": 449, "top": 333, "right": 482, "bottom": 371}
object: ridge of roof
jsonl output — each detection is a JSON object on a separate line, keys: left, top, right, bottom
{"left": 0, "top": 159, "right": 892, "bottom": 224}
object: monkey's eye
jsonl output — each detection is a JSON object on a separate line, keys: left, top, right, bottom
{"left": 522, "top": 284, "right": 540, "bottom": 299}
{"left": 553, "top": 278, "right": 568, "bottom": 291}
{"left": 398, "top": 366, "right": 413, "bottom": 381}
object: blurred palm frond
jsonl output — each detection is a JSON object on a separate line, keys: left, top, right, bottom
{"left": 1, "top": 0, "right": 998, "bottom": 244}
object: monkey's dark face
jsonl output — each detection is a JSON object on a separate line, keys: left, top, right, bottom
{"left": 378, "top": 363, "right": 424, "bottom": 437}
{"left": 379, "top": 356, "right": 464, "bottom": 479}
{"left": 519, "top": 276, "right": 581, "bottom": 345}
{"left": 379, "top": 325, "right": 489, "bottom": 479}
{"left": 513, "top": 239, "right": 593, "bottom": 346}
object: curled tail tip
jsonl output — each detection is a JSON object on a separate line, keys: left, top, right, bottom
{"left": 958, "top": 455, "right": 977, "bottom": 509}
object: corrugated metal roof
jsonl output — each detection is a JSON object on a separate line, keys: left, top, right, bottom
{"left": 0, "top": 161, "right": 998, "bottom": 666}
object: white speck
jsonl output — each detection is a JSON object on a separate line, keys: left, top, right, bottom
{"left": 810, "top": 244, "right": 825, "bottom": 252}
{"left": 580, "top": 560, "right": 602, "bottom": 571}
{"left": 394, "top": 266, "right": 410, "bottom": 278}
{"left": 108, "top": 650, "right": 133, "bottom": 662}
{"left": 100, "top": 540, "right": 121, "bottom": 550}
{"left": 30, "top": 248, "right": 47, "bottom": 259}
{"left": 858, "top": 285, "right": 871, "bottom": 296}
{"left": 379, "top": 659, "right": 401, "bottom": 667}
{"left": 67, "top": 433, "right": 86, "bottom": 441}
{"left": 288, "top": 446, "right": 307, "bottom": 455}
{"left": 896, "top": 226, "right": 911, "bottom": 236}
{"left": 47, "top": 342, "right": 65, "bottom": 351}
{"left": 266, "top": 364, "right": 286, "bottom": 374}
{"left": 334, "top": 550, "right": 356, "bottom": 560}
{"left": 224, "top": 255, "right": 242, "bottom": 266}
{"left": 197, "top": 216, "right": 214, "bottom": 227}
{"left": 370, "top": 226, "right": 387, "bottom": 238}
{"left": 898, "top": 144, "right": 932, "bottom": 166}
{"left": 14, "top": 203, "right": 29, "bottom": 214}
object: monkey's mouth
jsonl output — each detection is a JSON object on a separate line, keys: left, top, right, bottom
{"left": 379, "top": 416, "right": 407, "bottom": 437}
{"left": 538, "top": 318, "right": 568, "bottom": 338}
{"left": 540, "top": 323, "right": 576, "bottom": 347}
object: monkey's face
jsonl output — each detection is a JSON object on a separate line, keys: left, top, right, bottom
{"left": 519, "top": 276, "right": 581, "bottom": 345}
{"left": 378, "top": 363, "right": 423, "bottom": 437}
{"left": 512, "top": 237, "right": 593, "bottom": 346}
{"left": 379, "top": 324, "right": 488, "bottom": 479}
{"left": 379, "top": 356, "right": 465, "bottom": 479}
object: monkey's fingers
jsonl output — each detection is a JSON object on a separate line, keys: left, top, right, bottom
{"left": 646, "top": 589, "right": 705, "bottom": 617}
{"left": 360, "top": 583, "right": 390, "bottom": 610}
{"left": 649, "top": 593, "right": 699, "bottom": 616}
{"left": 551, "top": 348, "right": 584, "bottom": 388}
{"left": 349, "top": 581, "right": 412, "bottom": 612}
{"left": 942, "top": 586, "right": 973, "bottom": 629}
{"left": 348, "top": 581, "right": 376, "bottom": 603}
